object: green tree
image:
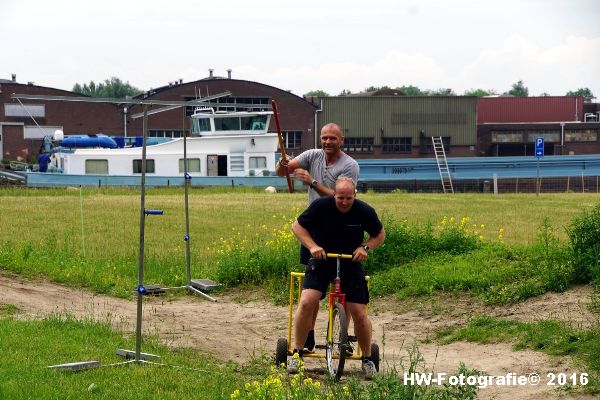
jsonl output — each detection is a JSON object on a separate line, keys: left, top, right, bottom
{"left": 339, "top": 89, "right": 352, "bottom": 95}
{"left": 303, "top": 90, "right": 330, "bottom": 97}
{"left": 505, "top": 80, "right": 529, "bottom": 97}
{"left": 566, "top": 87, "right": 595, "bottom": 102}
{"left": 364, "top": 85, "right": 390, "bottom": 93}
{"left": 463, "top": 88, "right": 498, "bottom": 97}
{"left": 396, "top": 85, "right": 424, "bottom": 96}
{"left": 428, "top": 88, "right": 456, "bottom": 96}
{"left": 72, "top": 77, "right": 142, "bottom": 98}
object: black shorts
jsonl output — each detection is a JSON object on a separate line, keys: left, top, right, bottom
{"left": 302, "top": 258, "right": 369, "bottom": 304}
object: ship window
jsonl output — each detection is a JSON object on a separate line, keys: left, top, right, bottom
{"left": 179, "top": 158, "right": 201, "bottom": 173}
{"left": 133, "top": 159, "right": 155, "bottom": 173}
{"left": 85, "top": 159, "right": 108, "bottom": 174}
{"left": 383, "top": 137, "right": 412, "bottom": 153}
{"left": 192, "top": 118, "right": 211, "bottom": 134}
{"left": 249, "top": 156, "right": 266, "bottom": 169}
{"left": 241, "top": 115, "right": 267, "bottom": 130}
{"left": 214, "top": 117, "right": 241, "bottom": 131}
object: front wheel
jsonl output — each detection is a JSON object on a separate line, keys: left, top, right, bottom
{"left": 325, "top": 302, "right": 348, "bottom": 380}
{"left": 275, "top": 338, "right": 288, "bottom": 367}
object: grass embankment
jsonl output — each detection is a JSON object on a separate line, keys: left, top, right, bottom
{"left": 1, "top": 188, "right": 598, "bottom": 299}
{"left": 2, "top": 188, "right": 600, "bottom": 398}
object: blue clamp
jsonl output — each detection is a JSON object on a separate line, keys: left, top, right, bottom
{"left": 137, "top": 285, "right": 147, "bottom": 294}
{"left": 144, "top": 209, "right": 164, "bottom": 215}
{"left": 183, "top": 234, "right": 190, "bottom": 241}
{"left": 184, "top": 173, "right": 192, "bottom": 180}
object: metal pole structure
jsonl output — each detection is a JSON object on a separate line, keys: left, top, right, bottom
{"left": 183, "top": 114, "right": 192, "bottom": 287}
{"left": 124, "top": 107, "right": 128, "bottom": 137}
{"left": 536, "top": 158, "right": 540, "bottom": 196}
{"left": 560, "top": 122, "right": 565, "bottom": 155}
{"left": 135, "top": 105, "right": 149, "bottom": 361}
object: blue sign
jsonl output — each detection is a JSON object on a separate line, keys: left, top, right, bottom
{"left": 535, "top": 137, "right": 544, "bottom": 157}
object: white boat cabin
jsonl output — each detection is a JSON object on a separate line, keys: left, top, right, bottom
{"left": 50, "top": 108, "right": 279, "bottom": 177}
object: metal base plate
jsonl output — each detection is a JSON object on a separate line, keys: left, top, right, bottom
{"left": 47, "top": 361, "right": 100, "bottom": 371}
{"left": 116, "top": 348, "right": 161, "bottom": 361}
{"left": 190, "top": 279, "right": 220, "bottom": 292}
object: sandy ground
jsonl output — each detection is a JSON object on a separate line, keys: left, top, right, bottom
{"left": 1, "top": 270, "right": 598, "bottom": 400}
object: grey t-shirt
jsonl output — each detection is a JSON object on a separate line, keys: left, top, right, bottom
{"left": 294, "top": 149, "right": 359, "bottom": 204}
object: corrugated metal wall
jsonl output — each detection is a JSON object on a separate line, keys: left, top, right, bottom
{"left": 477, "top": 96, "right": 584, "bottom": 123}
{"left": 319, "top": 96, "right": 477, "bottom": 146}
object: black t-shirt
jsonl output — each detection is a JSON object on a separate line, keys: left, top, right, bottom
{"left": 297, "top": 196, "right": 383, "bottom": 257}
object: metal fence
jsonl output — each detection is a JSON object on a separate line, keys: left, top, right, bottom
{"left": 359, "top": 176, "right": 600, "bottom": 194}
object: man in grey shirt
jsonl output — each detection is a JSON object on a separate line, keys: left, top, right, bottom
{"left": 276, "top": 122, "right": 359, "bottom": 352}
{"left": 276, "top": 123, "right": 359, "bottom": 203}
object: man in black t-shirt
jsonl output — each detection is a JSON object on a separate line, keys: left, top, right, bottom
{"left": 288, "top": 177, "right": 386, "bottom": 379}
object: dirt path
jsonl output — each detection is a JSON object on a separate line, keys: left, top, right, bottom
{"left": 1, "top": 271, "right": 597, "bottom": 400}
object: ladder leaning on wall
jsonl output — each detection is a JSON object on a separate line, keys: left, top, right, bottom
{"left": 432, "top": 136, "right": 454, "bottom": 193}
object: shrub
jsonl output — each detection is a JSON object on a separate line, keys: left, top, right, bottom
{"left": 567, "top": 203, "right": 600, "bottom": 287}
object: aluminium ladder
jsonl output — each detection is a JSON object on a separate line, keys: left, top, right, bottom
{"left": 432, "top": 137, "right": 454, "bottom": 193}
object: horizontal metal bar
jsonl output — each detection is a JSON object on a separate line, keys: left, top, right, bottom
{"left": 10, "top": 91, "right": 232, "bottom": 106}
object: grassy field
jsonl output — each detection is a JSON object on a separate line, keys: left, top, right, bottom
{"left": 1, "top": 187, "right": 599, "bottom": 398}
{"left": 0, "top": 187, "right": 599, "bottom": 297}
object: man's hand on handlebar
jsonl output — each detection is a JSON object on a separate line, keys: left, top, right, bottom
{"left": 352, "top": 246, "right": 369, "bottom": 263}
{"left": 309, "top": 246, "right": 326, "bottom": 260}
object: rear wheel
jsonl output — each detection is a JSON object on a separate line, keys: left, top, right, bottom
{"left": 325, "top": 303, "right": 348, "bottom": 380}
{"left": 275, "top": 338, "right": 288, "bottom": 367}
{"left": 370, "top": 343, "right": 380, "bottom": 371}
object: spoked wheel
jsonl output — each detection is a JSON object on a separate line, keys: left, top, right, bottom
{"left": 275, "top": 338, "right": 288, "bottom": 367}
{"left": 371, "top": 342, "right": 380, "bottom": 372}
{"left": 326, "top": 303, "right": 348, "bottom": 380}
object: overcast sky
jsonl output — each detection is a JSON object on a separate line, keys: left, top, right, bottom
{"left": 2, "top": 0, "right": 599, "bottom": 98}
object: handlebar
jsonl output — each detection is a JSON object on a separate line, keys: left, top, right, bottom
{"left": 326, "top": 253, "right": 352, "bottom": 259}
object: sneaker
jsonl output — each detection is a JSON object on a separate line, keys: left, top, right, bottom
{"left": 362, "top": 359, "right": 377, "bottom": 379}
{"left": 345, "top": 342, "right": 354, "bottom": 357}
{"left": 287, "top": 353, "right": 301, "bottom": 373}
{"left": 303, "top": 330, "right": 315, "bottom": 353}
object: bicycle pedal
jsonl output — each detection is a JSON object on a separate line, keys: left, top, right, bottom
{"left": 347, "top": 335, "right": 357, "bottom": 342}
{"left": 315, "top": 344, "right": 327, "bottom": 350}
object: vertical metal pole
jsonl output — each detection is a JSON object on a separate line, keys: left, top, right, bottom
{"left": 79, "top": 185, "right": 85, "bottom": 257}
{"left": 536, "top": 158, "right": 540, "bottom": 196}
{"left": 183, "top": 114, "right": 192, "bottom": 286}
{"left": 135, "top": 105, "right": 149, "bottom": 361}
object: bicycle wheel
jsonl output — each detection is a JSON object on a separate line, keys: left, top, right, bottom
{"left": 325, "top": 302, "right": 348, "bottom": 380}
{"left": 275, "top": 338, "right": 288, "bottom": 367}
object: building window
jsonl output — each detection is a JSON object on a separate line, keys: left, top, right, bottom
{"left": 179, "top": 158, "right": 201, "bottom": 173}
{"left": 85, "top": 160, "right": 108, "bottom": 174}
{"left": 565, "top": 130, "right": 598, "bottom": 142}
{"left": 5, "top": 103, "right": 45, "bottom": 117}
{"left": 283, "top": 131, "right": 302, "bottom": 148}
{"left": 185, "top": 96, "right": 270, "bottom": 115}
{"left": 133, "top": 159, "right": 155, "bottom": 173}
{"left": 344, "top": 137, "right": 373, "bottom": 152}
{"left": 420, "top": 136, "right": 449, "bottom": 153}
{"left": 383, "top": 137, "right": 413, "bottom": 153}
{"left": 249, "top": 156, "right": 267, "bottom": 169}
{"left": 149, "top": 129, "right": 184, "bottom": 138}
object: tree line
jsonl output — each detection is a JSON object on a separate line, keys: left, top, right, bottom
{"left": 71, "top": 77, "right": 595, "bottom": 103}
{"left": 305, "top": 81, "right": 595, "bottom": 102}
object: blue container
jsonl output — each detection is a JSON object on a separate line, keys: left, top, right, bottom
{"left": 134, "top": 136, "right": 143, "bottom": 147}
{"left": 113, "top": 136, "right": 125, "bottom": 148}
{"left": 60, "top": 134, "right": 117, "bottom": 149}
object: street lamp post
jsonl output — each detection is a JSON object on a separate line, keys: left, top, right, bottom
{"left": 560, "top": 122, "right": 565, "bottom": 155}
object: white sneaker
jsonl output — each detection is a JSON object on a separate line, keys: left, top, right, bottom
{"left": 287, "top": 355, "right": 300, "bottom": 373}
{"left": 362, "top": 359, "right": 377, "bottom": 379}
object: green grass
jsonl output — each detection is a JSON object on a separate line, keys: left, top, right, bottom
{"left": 0, "top": 312, "right": 242, "bottom": 399}
{"left": 1, "top": 188, "right": 599, "bottom": 299}
{"left": 0, "top": 312, "right": 480, "bottom": 400}
{"left": 436, "top": 316, "right": 600, "bottom": 394}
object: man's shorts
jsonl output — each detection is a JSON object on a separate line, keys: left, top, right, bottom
{"left": 302, "top": 258, "right": 369, "bottom": 304}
